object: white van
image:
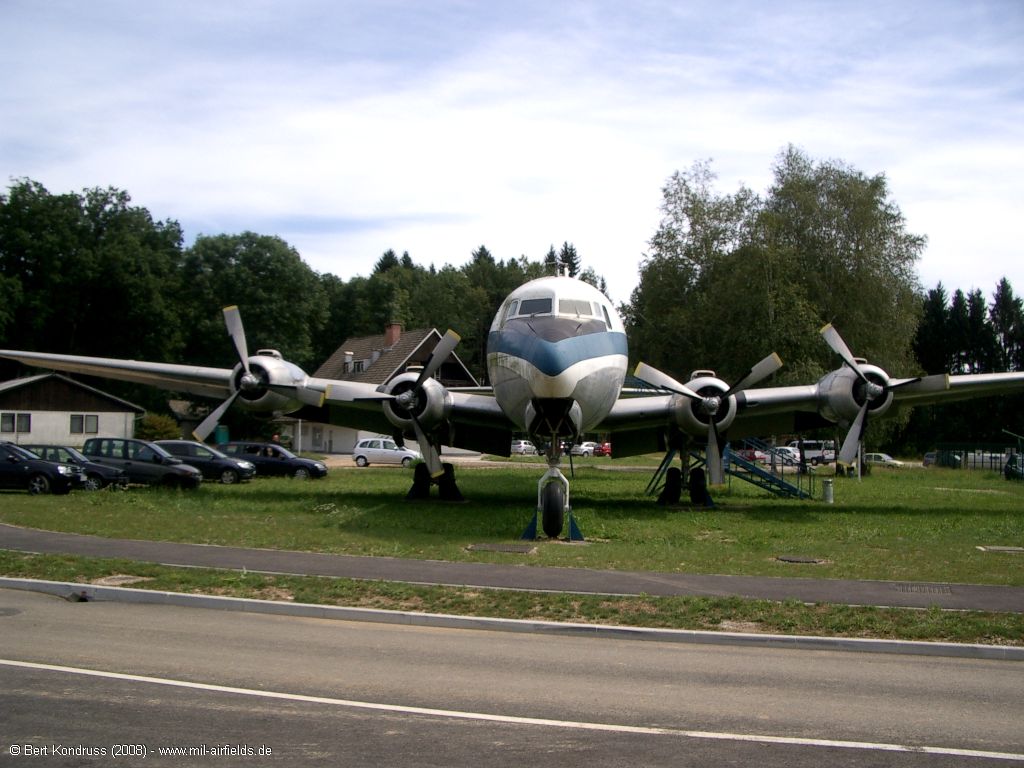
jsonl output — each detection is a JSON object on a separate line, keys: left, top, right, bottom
{"left": 787, "top": 439, "right": 836, "bottom": 465}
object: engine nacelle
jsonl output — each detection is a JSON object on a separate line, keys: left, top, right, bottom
{"left": 230, "top": 351, "right": 309, "bottom": 415}
{"left": 378, "top": 372, "right": 452, "bottom": 434}
{"left": 671, "top": 373, "right": 739, "bottom": 437}
{"left": 817, "top": 362, "right": 895, "bottom": 424}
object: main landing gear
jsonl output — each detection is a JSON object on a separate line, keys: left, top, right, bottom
{"left": 405, "top": 462, "right": 464, "bottom": 502}
{"left": 521, "top": 454, "right": 584, "bottom": 541}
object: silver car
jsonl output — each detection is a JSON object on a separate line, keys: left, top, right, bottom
{"left": 352, "top": 438, "right": 421, "bottom": 467}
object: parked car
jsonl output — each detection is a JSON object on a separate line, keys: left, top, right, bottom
{"left": 923, "top": 450, "right": 962, "bottom": 468}
{"left": 571, "top": 441, "right": 600, "bottom": 456}
{"left": 352, "top": 438, "right": 421, "bottom": 467}
{"left": 21, "top": 444, "right": 128, "bottom": 490}
{"left": 786, "top": 439, "right": 836, "bottom": 465}
{"left": 156, "top": 440, "right": 256, "bottom": 484}
{"left": 219, "top": 442, "right": 328, "bottom": 479}
{"left": 0, "top": 441, "right": 83, "bottom": 494}
{"left": 593, "top": 442, "right": 611, "bottom": 457}
{"left": 1004, "top": 454, "right": 1023, "bottom": 480}
{"left": 510, "top": 439, "right": 537, "bottom": 455}
{"left": 772, "top": 446, "right": 801, "bottom": 464}
{"left": 864, "top": 452, "right": 905, "bottom": 468}
{"left": 81, "top": 437, "right": 202, "bottom": 489}
{"left": 733, "top": 448, "right": 767, "bottom": 463}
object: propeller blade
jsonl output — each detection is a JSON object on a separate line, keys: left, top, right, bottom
{"left": 416, "top": 329, "right": 461, "bottom": 388}
{"left": 839, "top": 402, "right": 869, "bottom": 465}
{"left": 410, "top": 414, "right": 444, "bottom": 478}
{"left": 192, "top": 391, "right": 241, "bottom": 442}
{"left": 223, "top": 306, "right": 251, "bottom": 374}
{"left": 633, "top": 363, "right": 702, "bottom": 401}
{"left": 725, "top": 352, "right": 783, "bottom": 397}
{"left": 820, "top": 324, "right": 868, "bottom": 382}
{"left": 706, "top": 422, "right": 724, "bottom": 485}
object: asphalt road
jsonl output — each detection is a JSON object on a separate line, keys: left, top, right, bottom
{"left": 2, "top": 588, "right": 1022, "bottom": 767}
{"left": 4, "top": 523, "right": 1023, "bottom": 612}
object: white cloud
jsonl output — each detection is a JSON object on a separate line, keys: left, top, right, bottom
{"left": 2, "top": 0, "right": 1022, "bottom": 308}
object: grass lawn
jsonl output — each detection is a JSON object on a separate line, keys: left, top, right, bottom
{"left": 2, "top": 461, "right": 1022, "bottom": 645}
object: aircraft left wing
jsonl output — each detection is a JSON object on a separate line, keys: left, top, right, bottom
{"left": 0, "top": 350, "right": 235, "bottom": 399}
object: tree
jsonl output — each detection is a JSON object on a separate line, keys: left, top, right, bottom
{"left": 990, "top": 278, "right": 1024, "bottom": 371}
{"left": 558, "top": 242, "right": 581, "bottom": 277}
{"left": 0, "top": 179, "right": 185, "bottom": 370}
{"left": 177, "top": 233, "right": 326, "bottom": 370}
{"left": 900, "top": 278, "right": 1024, "bottom": 450}
{"left": 761, "top": 146, "right": 924, "bottom": 377}
{"left": 914, "top": 284, "right": 952, "bottom": 374}
{"left": 544, "top": 246, "right": 559, "bottom": 275}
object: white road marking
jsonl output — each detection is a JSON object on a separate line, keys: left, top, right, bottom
{"left": 3, "top": 658, "right": 1023, "bottom": 762}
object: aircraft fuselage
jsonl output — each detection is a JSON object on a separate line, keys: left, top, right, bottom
{"left": 485, "top": 276, "right": 628, "bottom": 444}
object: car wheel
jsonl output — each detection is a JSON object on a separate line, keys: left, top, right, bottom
{"left": 83, "top": 474, "right": 104, "bottom": 491}
{"left": 355, "top": 456, "right": 368, "bottom": 467}
{"left": 293, "top": 467, "right": 310, "bottom": 479}
{"left": 402, "top": 456, "right": 413, "bottom": 468}
{"left": 28, "top": 474, "right": 51, "bottom": 495}
{"left": 220, "top": 469, "right": 239, "bottom": 484}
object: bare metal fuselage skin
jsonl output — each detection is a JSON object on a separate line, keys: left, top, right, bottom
{"left": 485, "top": 276, "right": 628, "bottom": 440}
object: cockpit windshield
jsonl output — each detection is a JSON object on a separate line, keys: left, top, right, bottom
{"left": 518, "top": 297, "right": 552, "bottom": 315}
{"left": 558, "top": 299, "right": 592, "bottom": 316}
{"left": 498, "top": 290, "right": 616, "bottom": 333}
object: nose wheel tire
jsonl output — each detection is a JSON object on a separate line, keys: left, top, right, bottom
{"left": 541, "top": 482, "right": 565, "bottom": 538}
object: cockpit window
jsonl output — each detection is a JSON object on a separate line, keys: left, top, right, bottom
{"left": 518, "top": 297, "right": 552, "bottom": 315}
{"left": 502, "top": 300, "right": 519, "bottom": 325}
{"left": 558, "top": 299, "right": 593, "bottom": 316}
{"left": 601, "top": 304, "right": 612, "bottom": 328}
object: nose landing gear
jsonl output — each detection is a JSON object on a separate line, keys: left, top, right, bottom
{"left": 521, "top": 454, "right": 585, "bottom": 541}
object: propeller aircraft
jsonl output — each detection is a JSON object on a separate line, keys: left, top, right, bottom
{"left": 3, "top": 274, "right": 1024, "bottom": 539}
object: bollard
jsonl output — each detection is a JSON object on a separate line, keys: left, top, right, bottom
{"left": 822, "top": 478, "right": 834, "bottom": 504}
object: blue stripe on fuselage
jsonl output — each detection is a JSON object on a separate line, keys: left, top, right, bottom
{"left": 488, "top": 321, "right": 628, "bottom": 378}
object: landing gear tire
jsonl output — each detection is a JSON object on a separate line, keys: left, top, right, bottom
{"left": 541, "top": 482, "right": 565, "bottom": 538}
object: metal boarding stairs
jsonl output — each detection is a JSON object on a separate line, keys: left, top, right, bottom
{"left": 646, "top": 438, "right": 814, "bottom": 500}
{"left": 723, "top": 438, "right": 814, "bottom": 499}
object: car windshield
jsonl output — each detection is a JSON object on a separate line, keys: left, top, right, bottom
{"left": 63, "top": 446, "right": 88, "bottom": 462}
{"left": 8, "top": 445, "right": 40, "bottom": 459}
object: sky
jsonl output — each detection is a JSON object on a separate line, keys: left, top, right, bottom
{"left": 2, "top": 0, "right": 1022, "bottom": 306}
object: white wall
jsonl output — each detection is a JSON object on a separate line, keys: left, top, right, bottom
{"left": 1, "top": 411, "right": 136, "bottom": 447}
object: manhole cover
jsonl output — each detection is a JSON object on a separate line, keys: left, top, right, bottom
{"left": 467, "top": 543, "right": 537, "bottom": 554}
{"left": 892, "top": 583, "right": 953, "bottom": 594}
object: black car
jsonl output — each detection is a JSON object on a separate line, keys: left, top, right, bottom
{"left": 22, "top": 444, "right": 129, "bottom": 490}
{"left": 81, "top": 437, "right": 202, "bottom": 489}
{"left": 219, "top": 442, "right": 328, "bottom": 479}
{"left": 156, "top": 440, "right": 257, "bottom": 484}
{"left": 0, "top": 441, "right": 83, "bottom": 494}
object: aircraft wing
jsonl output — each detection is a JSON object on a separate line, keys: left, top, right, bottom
{"left": 598, "top": 369, "right": 1024, "bottom": 456}
{"left": 1, "top": 347, "right": 516, "bottom": 455}
{"left": 0, "top": 350, "right": 235, "bottom": 399}
{"left": 314, "top": 378, "right": 512, "bottom": 455}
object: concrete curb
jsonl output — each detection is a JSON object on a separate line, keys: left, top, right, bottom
{"left": 4, "top": 577, "right": 1022, "bottom": 662}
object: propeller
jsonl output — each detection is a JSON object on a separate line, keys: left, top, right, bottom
{"left": 635, "top": 352, "right": 782, "bottom": 484}
{"left": 820, "top": 323, "right": 919, "bottom": 466}
{"left": 391, "top": 329, "right": 461, "bottom": 478}
{"left": 192, "top": 306, "right": 263, "bottom": 442}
